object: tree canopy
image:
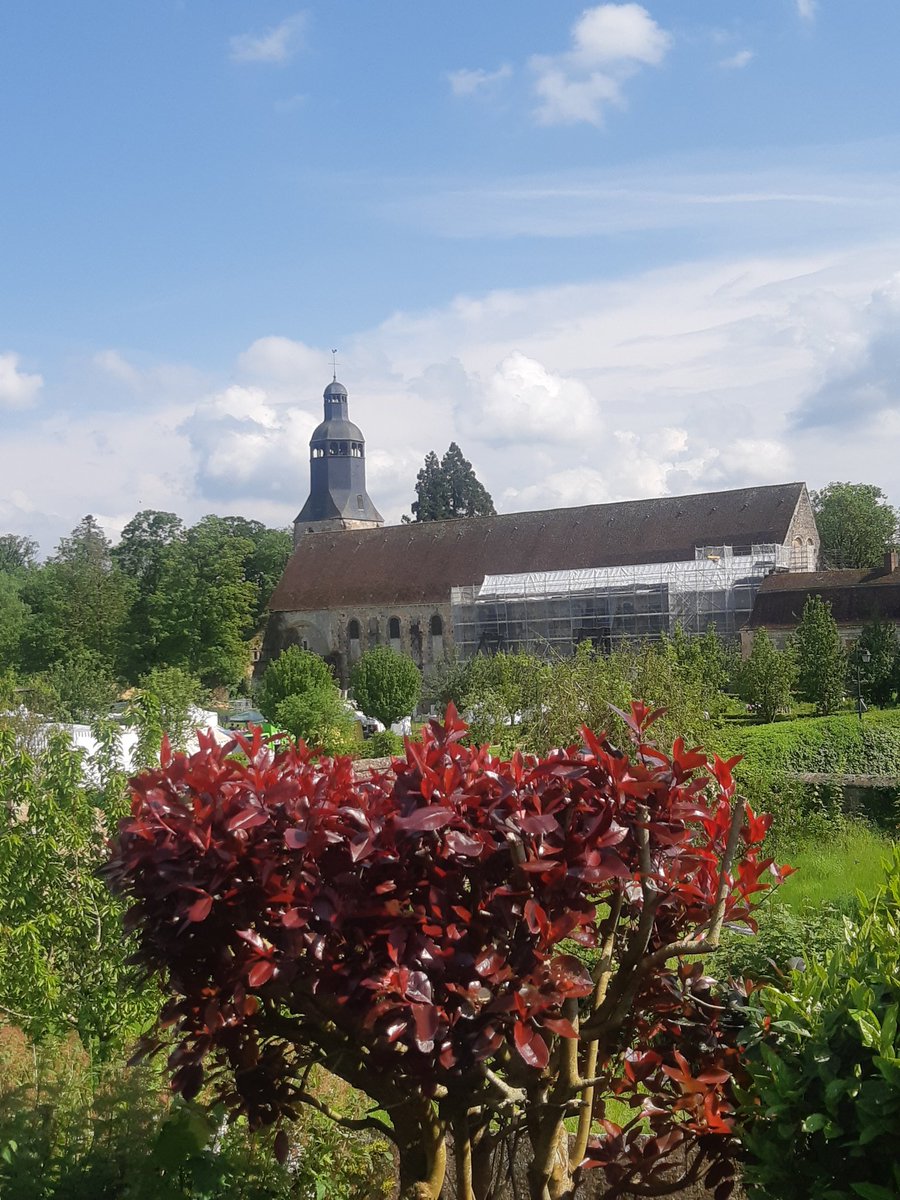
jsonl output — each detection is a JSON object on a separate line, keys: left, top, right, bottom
{"left": 351, "top": 645, "right": 421, "bottom": 727}
{"left": 409, "top": 443, "right": 495, "bottom": 522}
{"left": 811, "top": 482, "right": 898, "bottom": 569}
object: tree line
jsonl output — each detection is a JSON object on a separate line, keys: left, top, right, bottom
{"left": 0, "top": 512, "right": 293, "bottom": 719}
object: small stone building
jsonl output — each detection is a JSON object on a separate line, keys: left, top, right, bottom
{"left": 741, "top": 552, "right": 900, "bottom": 652}
{"left": 263, "top": 380, "right": 821, "bottom": 686}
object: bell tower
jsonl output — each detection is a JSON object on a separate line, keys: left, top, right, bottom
{"left": 293, "top": 378, "right": 384, "bottom": 544}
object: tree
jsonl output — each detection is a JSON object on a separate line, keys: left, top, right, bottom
{"left": 257, "top": 645, "right": 334, "bottom": 723}
{"left": 139, "top": 665, "right": 206, "bottom": 749}
{"left": 0, "top": 573, "right": 29, "bottom": 671}
{"left": 811, "top": 482, "right": 898, "bottom": 569}
{"left": 737, "top": 630, "right": 796, "bottom": 724}
{"left": 275, "top": 686, "right": 356, "bottom": 755}
{"left": 409, "top": 444, "right": 495, "bottom": 522}
{"left": 351, "top": 646, "right": 421, "bottom": 727}
{"left": 34, "top": 647, "right": 119, "bottom": 723}
{"left": 0, "top": 533, "right": 38, "bottom": 573}
{"left": 106, "top": 704, "right": 786, "bottom": 1200}
{"left": 849, "top": 617, "right": 899, "bottom": 708}
{"left": 793, "top": 595, "right": 846, "bottom": 715}
{"left": 147, "top": 517, "right": 257, "bottom": 690}
{"left": 19, "top": 517, "right": 135, "bottom": 676}
{"left": 114, "top": 509, "right": 185, "bottom": 678}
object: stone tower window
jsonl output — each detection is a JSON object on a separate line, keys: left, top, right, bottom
{"left": 430, "top": 613, "right": 444, "bottom": 658}
{"left": 389, "top": 616, "right": 402, "bottom": 651}
{"left": 348, "top": 619, "right": 361, "bottom": 661}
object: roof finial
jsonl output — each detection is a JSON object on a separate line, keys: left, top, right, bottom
{"left": 331, "top": 348, "right": 338, "bottom": 382}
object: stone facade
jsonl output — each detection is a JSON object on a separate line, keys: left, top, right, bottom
{"left": 264, "top": 601, "right": 454, "bottom": 689}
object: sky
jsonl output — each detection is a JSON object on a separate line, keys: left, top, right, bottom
{"left": 3, "top": 1, "right": 900, "bottom": 552}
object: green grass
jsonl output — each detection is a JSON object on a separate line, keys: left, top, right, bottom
{"left": 773, "top": 823, "right": 892, "bottom": 912}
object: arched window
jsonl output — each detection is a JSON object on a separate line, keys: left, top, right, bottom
{"left": 791, "top": 536, "right": 803, "bottom": 570}
{"left": 389, "top": 616, "right": 401, "bottom": 651}
{"left": 430, "top": 613, "right": 444, "bottom": 659}
{"left": 348, "top": 619, "right": 361, "bottom": 661}
{"left": 805, "top": 538, "right": 816, "bottom": 570}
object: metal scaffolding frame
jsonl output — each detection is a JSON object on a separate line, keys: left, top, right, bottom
{"left": 450, "top": 544, "right": 790, "bottom": 657}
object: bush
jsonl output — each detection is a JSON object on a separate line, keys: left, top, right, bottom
{"left": 138, "top": 665, "right": 206, "bottom": 749}
{"left": 275, "top": 686, "right": 357, "bottom": 756}
{"left": 736, "top": 629, "right": 795, "bottom": 723}
{"left": 713, "top": 901, "right": 848, "bottom": 984}
{"left": 0, "top": 1027, "right": 393, "bottom": 1200}
{"left": 257, "top": 646, "right": 333, "bottom": 723}
{"left": 792, "top": 594, "right": 847, "bottom": 716}
{"left": 738, "top": 847, "right": 900, "bottom": 1199}
{"left": 350, "top": 646, "right": 420, "bottom": 728}
{"left": 363, "top": 728, "right": 405, "bottom": 757}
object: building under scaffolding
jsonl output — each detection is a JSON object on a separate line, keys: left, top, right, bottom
{"left": 451, "top": 544, "right": 791, "bottom": 657}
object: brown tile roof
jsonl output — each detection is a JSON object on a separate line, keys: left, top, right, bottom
{"left": 269, "top": 482, "right": 807, "bottom": 612}
{"left": 748, "top": 566, "right": 900, "bottom": 628}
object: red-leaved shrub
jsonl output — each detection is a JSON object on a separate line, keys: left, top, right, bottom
{"left": 105, "top": 703, "right": 787, "bottom": 1200}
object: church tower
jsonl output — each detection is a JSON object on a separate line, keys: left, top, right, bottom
{"left": 293, "top": 378, "right": 384, "bottom": 544}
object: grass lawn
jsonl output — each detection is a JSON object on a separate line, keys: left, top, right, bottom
{"left": 773, "top": 822, "right": 892, "bottom": 912}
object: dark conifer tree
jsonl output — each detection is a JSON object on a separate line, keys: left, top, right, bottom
{"left": 409, "top": 444, "right": 495, "bottom": 521}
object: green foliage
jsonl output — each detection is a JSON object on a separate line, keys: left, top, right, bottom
{"left": 257, "top": 646, "right": 334, "bottom": 723}
{"left": 0, "top": 1033, "right": 393, "bottom": 1200}
{"left": 850, "top": 618, "right": 899, "bottom": 708}
{"left": 0, "top": 572, "right": 29, "bottom": 670}
{"left": 409, "top": 442, "right": 495, "bottom": 521}
{"left": 793, "top": 595, "right": 847, "bottom": 715}
{"left": 737, "top": 628, "right": 796, "bottom": 723}
{"left": 714, "top": 901, "right": 848, "bottom": 985}
{"left": 29, "top": 648, "right": 119, "bottom": 724}
{"left": 20, "top": 517, "right": 136, "bottom": 677}
{"left": 421, "top": 653, "right": 471, "bottom": 713}
{"left": 138, "top": 665, "right": 205, "bottom": 750}
{"left": 0, "top": 725, "right": 155, "bottom": 1046}
{"left": 737, "top": 848, "right": 900, "bottom": 1199}
{"left": 351, "top": 646, "right": 421, "bottom": 728}
{"left": 363, "top": 728, "right": 406, "bottom": 757}
{"left": 0, "top": 533, "right": 38, "bottom": 573}
{"left": 275, "top": 687, "right": 357, "bottom": 755}
{"left": 812, "top": 481, "right": 898, "bottom": 569}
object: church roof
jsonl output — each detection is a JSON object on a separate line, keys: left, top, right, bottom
{"left": 270, "top": 482, "right": 807, "bottom": 611}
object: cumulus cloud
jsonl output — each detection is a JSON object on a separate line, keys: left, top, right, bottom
{"left": 530, "top": 3, "right": 671, "bottom": 126}
{"left": 796, "top": 0, "right": 817, "bottom": 21}
{"left": 791, "top": 273, "right": 900, "bottom": 430}
{"left": 719, "top": 49, "right": 754, "bottom": 70}
{"left": 0, "top": 352, "right": 43, "bottom": 409}
{"left": 446, "top": 64, "right": 512, "bottom": 97}
{"left": 478, "top": 352, "right": 601, "bottom": 444}
{"left": 229, "top": 12, "right": 307, "bottom": 64}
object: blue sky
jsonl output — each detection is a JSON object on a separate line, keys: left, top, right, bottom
{"left": 3, "top": 1, "right": 900, "bottom": 549}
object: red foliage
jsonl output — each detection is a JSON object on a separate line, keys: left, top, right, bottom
{"left": 104, "top": 703, "right": 786, "bottom": 1196}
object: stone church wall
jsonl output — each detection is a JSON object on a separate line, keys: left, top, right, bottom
{"left": 262, "top": 601, "right": 454, "bottom": 690}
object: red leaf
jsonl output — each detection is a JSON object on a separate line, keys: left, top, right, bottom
{"left": 284, "top": 828, "right": 309, "bottom": 849}
{"left": 394, "top": 807, "right": 454, "bottom": 833}
{"left": 227, "top": 807, "right": 269, "bottom": 832}
{"left": 549, "top": 954, "right": 594, "bottom": 998}
{"left": 186, "top": 892, "right": 213, "bottom": 922}
{"left": 542, "top": 1017, "right": 579, "bottom": 1039}
{"left": 513, "top": 1020, "right": 550, "bottom": 1069}
{"left": 444, "top": 830, "right": 483, "bottom": 856}
{"left": 248, "top": 959, "right": 276, "bottom": 988}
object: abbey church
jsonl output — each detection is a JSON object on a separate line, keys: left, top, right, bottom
{"left": 263, "top": 378, "right": 821, "bottom": 685}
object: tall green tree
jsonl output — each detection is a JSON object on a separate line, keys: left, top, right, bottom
{"left": 147, "top": 517, "right": 257, "bottom": 690}
{"left": 0, "top": 573, "right": 29, "bottom": 671}
{"left": 114, "top": 510, "right": 185, "bottom": 678}
{"left": 736, "top": 629, "right": 796, "bottom": 723}
{"left": 19, "top": 516, "right": 135, "bottom": 676}
{"left": 409, "top": 444, "right": 495, "bottom": 521}
{"left": 793, "top": 594, "right": 846, "bottom": 715}
{"left": 811, "top": 482, "right": 898, "bottom": 569}
{"left": 0, "top": 533, "right": 38, "bottom": 572}
{"left": 849, "top": 617, "right": 899, "bottom": 708}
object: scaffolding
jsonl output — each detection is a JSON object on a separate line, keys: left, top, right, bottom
{"left": 450, "top": 544, "right": 790, "bottom": 658}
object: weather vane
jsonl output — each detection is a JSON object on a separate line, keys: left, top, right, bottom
{"left": 331, "top": 348, "right": 339, "bottom": 381}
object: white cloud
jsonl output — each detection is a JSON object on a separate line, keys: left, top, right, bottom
{"left": 719, "top": 49, "right": 755, "bottom": 70}
{"left": 0, "top": 352, "right": 43, "bottom": 409}
{"left": 530, "top": 3, "right": 671, "bottom": 126}
{"left": 446, "top": 65, "right": 512, "bottom": 97}
{"left": 478, "top": 352, "right": 601, "bottom": 444}
{"left": 229, "top": 13, "right": 306, "bottom": 65}
{"left": 796, "top": 0, "right": 817, "bottom": 22}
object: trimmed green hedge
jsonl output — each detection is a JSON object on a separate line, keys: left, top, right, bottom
{"left": 713, "top": 709, "right": 900, "bottom": 788}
